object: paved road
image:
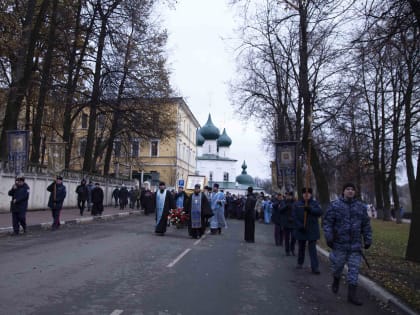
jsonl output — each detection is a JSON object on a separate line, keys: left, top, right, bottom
{"left": 0, "top": 215, "right": 402, "bottom": 315}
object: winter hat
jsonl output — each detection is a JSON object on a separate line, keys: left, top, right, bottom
{"left": 342, "top": 182, "right": 356, "bottom": 192}
{"left": 247, "top": 186, "right": 253, "bottom": 193}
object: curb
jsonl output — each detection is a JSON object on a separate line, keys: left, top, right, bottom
{"left": 317, "top": 246, "right": 418, "bottom": 315}
{"left": 0, "top": 210, "right": 142, "bottom": 236}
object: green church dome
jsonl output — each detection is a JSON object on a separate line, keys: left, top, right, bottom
{"left": 235, "top": 161, "right": 254, "bottom": 185}
{"left": 200, "top": 114, "right": 220, "bottom": 140}
{"left": 196, "top": 129, "right": 205, "bottom": 146}
{"left": 217, "top": 128, "right": 232, "bottom": 147}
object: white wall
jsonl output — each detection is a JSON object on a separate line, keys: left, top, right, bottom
{"left": 0, "top": 173, "right": 134, "bottom": 212}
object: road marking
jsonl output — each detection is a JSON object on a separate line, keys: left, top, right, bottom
{"left": 167, "top": 248, "right": 191, "bottom": 268}
{"left": 110, "top": 310, "right": 124, "bottom": 315}
{"left": 193, "top": 234, "right": 206, "bottom": 245}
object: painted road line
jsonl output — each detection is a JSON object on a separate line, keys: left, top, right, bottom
{"left": 167, "top": 248, "right": 191, "bottom": 268}
{"left": 110, "top": 310, "right": 124, "bottom": 315}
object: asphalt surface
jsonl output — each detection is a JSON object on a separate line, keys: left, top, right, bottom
{"left": 0, "top": 208, "right": 417, "bottom": 315}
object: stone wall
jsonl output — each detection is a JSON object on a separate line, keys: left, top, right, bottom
{"left": 0, "top": 173, "right": 135, "bottom": 212}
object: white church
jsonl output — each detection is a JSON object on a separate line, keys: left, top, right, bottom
{"left": 195, "top": 114, "right": 263, "bottom": 195}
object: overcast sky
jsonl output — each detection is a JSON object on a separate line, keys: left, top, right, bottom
{"left": 160, "top": 0, "right": 272, "bottom": 180}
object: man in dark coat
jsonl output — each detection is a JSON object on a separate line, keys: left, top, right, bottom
{"left": 91, "top": 183, "right": 104, "bottom": 216}
{"left": 185, "top": 184, "right": 212, "bottom": 239}
{"left": 112, "top": 186, "right": 119, "bottom": 207}
{"left": 118, "top": 184, "right": 129, "bottom": 210}
{"left": 140, "top": 182, "right": 154, "bottom": 215}
{"left": 279, "top": 191, "right": 296, "bottom": 255}
{"left": 154, "top": 182, "right": 175, "bottom": 235}
{"left": 47, "top": 176, "right": 67, "bottom": 230}
{"left": 75, "top": 179, "right": 88, "bottom": 216}
{"left": 244, "top": 187, "right": 257, "bottom": 243}
{"left": 292, "top": 187, "right": 322, "bottom": 274}
{"left": 8, "top": 176, "right": 30, "bottom": 235}
{"left": 271, "top": 193, "right": 284, "bottom": 246}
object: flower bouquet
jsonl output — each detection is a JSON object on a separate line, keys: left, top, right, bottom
{"left": 168, "top": 208, "right": 189, "bottom": 228}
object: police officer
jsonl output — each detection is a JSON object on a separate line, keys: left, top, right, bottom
{"left": 8, "top": 176, "right": 30, "bottom": 235}
{"left": 323, "top": 183, "right": 372, "bottom": 305}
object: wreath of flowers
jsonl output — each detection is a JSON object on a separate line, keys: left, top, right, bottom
{"left": 168, "top": 207, "right": 189, "bottom": 226}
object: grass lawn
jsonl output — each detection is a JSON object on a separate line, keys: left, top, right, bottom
{"left": 319, "top": 219, "right": 420, "bottom": 313}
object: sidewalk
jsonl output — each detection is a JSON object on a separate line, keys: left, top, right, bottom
{"left": 0, "top": 206, "right": 141, "bottom": 235}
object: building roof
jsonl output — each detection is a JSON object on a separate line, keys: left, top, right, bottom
{"left": 197, "top": 154, "right": 237, "bottom": 162}
{"left": 235, "top": 160, "right": 254, "bottom": 185}
{"left": 196, "top": 129, "right": 205, "bottom": 146}
{"left": 217, "top": 128, "right": 232, "bottom": 147}
{"left": 200, "top": 114, "right": 220, "bottom": 140}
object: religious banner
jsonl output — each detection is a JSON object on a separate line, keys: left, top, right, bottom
{"left": 275, "top": 141, "right": 298, "bottom": 191}
{"left": 46, "top": 142, "right": 67, "bottom": 174}
{"left": 7, "top": 130, "right": 29, "bottom": 175}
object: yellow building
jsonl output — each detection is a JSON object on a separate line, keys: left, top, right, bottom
{"left": 71, "top": 97, "right": 200, "bottom": 188}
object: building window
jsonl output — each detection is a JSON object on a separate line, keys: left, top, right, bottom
{"left": 209, "top": 171, "right": 213, "bottom": 182}
{"left": 114, "top": 140, "right": 121, "bottom": 158}
{"left": 97, "top": 114, "right": 105, "bottom": 130}
{"left": 79, "top": 138, "right": 86, "bottom": 156}
{"left": 223, "top": 172, "right": 229, "bottom": 182}
{"left": 81, "top": 113, "right": 88, "bottom": 129}
{"left": 131, "top": 139, "right": 139, "bottom": 157}
{"left": 151, "top": 140, "right": 159, "bottom": 157}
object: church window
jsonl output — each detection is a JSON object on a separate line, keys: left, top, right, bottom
{"left": 209, "top": 171, "right": 213, "bottom": 181}
{"left": 223, "top": 172, "right": 229, "bottom": 181}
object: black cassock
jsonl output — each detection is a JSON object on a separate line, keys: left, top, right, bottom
{"left": 155, "top": 191, "right": 175, "bottom": 234}
{"left": 244, "top": 193, "right": 257, "bottom": 242}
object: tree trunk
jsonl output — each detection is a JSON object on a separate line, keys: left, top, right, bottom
{"left": 31, "top": 0, "right": 58, "bottom": 165}
{"left": 405, "top": 150, "right": 420, "bottom": 262}
{"left": 82, "top": 20, "right": 107, "bottom": 172}
{"left": 0, "top": 0, "right": 48, "bottom": 161}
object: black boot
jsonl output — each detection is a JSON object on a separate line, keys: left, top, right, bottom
{"left": 211, "top": 228, "right": 217, "bottom": 235}
{"left": 332, "top": 276, "right": 340, "bottom": 294}
{"left": 348, "top": 284, "right": 363, "bottom": 305}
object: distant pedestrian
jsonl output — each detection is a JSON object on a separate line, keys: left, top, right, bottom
{"left": 47, "top": 176, "right": 67, "bottom": 230}
{"left": 175, "top": 185, "right": 188, "bottom": 209}
{"left": 129, "top": 187, "right": 136, "bottom": 209}
{"left": 75, "top": 179, "right": 88, "bottom": 216}
{"left": 271, "top": 193, "right": 284, "bottom": 246}
{"left": 323, "top": 183, "right": 372, "bottom": 306}
{"left": 292, "top": 187, "right": 322, "bottom": 274}
{"left": 244, "top": 187, "right": 257, "bottom": 243}
{"left": 112, "top": 186, "right": 119, "bottom": 207}
{"left": 263, "top": 196, "right": 272, "bottom": 224}
{"left": 8, "top": 175, "right": 30, "bottom": 235}
{"left": 119, "top": 184, "right": 129, "bottom": 210}
{"left": 254, "top": 192, "right": 264, "bottom": 222}
{"left": 280, "top": 192, "right": 296, "bottom": 256}
{"left": 91, "top": 183, "right": 104, "bottom": 216}
{"left": 154, "top": 182, "right": 175, "bottom": 236}
{"left": 86, "top": 181, "right": 94, "bottom": 212}
{"left": 140, "top": 182, "right": 154, "bottom": 215}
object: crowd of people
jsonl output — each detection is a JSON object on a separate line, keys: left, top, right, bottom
{"left": 8, "top": 175, "right": 373, "bottom": 306}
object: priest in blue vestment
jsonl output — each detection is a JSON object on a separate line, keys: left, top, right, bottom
{"left": 185, "top": 184, "right": 212, "bottom": 239}
{"left": 154, "top": 182, "right": 175, "bottom": 235}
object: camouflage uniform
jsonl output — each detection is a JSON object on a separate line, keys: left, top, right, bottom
{"left": 323, "top": 196, "right": 372, "bottom": 285}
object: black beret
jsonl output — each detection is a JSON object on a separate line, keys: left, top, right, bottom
{"left": 342, "top": 183, "right": 356, "bottom": 192}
